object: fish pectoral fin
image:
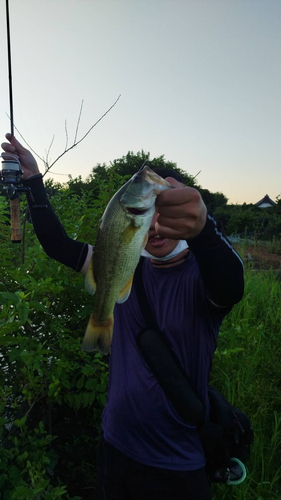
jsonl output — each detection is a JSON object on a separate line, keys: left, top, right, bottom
{"left": 85, "top": 255, "right": 97, "bottom": 295}
{"left": 81, "top": 315, "right": 113, "bottom": 355}
{"left": 117, "top": 274, "right": 134, "bottom": 304}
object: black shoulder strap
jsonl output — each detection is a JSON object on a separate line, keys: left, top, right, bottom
{"left": 134, "top": 257, "right": 158, "bottom": 328}
{"left": 134, "top": 258, "right": 206, "bottom": 426}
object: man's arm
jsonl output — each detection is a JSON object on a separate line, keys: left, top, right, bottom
{"left": 186, "top": 212, "right": 244, "bottom": 307}
{"left": 1, "top": 134, "right": 92, "bottom": 274}
{"left": 23, "top": 174, "right": 91, "bottom": 273}
{"left": 155, "top": 179, "right": 244, "bottom": 307}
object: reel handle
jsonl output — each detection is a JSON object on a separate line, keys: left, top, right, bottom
{"left": 10, "top": 196, "right": 21, "bottom": 243}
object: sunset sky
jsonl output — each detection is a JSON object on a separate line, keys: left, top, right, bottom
{"left": 0, "top": 0, "right": 280, "bottom": 204}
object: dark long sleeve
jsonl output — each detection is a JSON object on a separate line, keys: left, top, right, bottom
{"left": 23, "top": 174, "right": 88, "bottom": 272}
{"left": 187, "top": 212, "right": 244, "bottom": 307}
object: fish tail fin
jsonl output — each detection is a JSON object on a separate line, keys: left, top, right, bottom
{"left": 81, "top": 315, "right": 113, "bottom": 355}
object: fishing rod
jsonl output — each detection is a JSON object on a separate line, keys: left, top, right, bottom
{"left": 0, "top": 0, "right": 29, "bottom": 243}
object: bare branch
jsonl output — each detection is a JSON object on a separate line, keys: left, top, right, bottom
{"left": 192, "top": 170, "right": 201, "bottom": 181}
{"left": 10, "top": 94, "right": 121, "bottom": 178}
{"left": 74, "top": 94, "right": 121, "bottom": 149}
{"left": 10, "top": 119, "right": 45, "bottom": 164}
{"left": 45, "top": 135, "right": 55, "bottom": 173}
{"left": 64, "top": 119, "right": 68, "bottom": 151}
{"left": 44, "top": 94, "right": 121, "bottom": 175}
{"left": 74, "top": 100, "right": 84, "bottom": 144}
{"left": 46, "top": 171, "right": 69, "bottom": 176}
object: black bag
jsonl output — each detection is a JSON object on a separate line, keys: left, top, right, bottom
{"left": 199, "top": 386, "right": 253, "bottom": 482}
{"left": 134, "top": 258, "right": 253, "bottom": 483}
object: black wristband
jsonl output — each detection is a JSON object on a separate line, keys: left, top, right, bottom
{"left": 23, "top": 175, "right": 88, "bottom": 272}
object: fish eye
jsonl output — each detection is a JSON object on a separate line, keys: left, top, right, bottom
{"left": 134, "top": 174, "right": 142, "bottom": 183}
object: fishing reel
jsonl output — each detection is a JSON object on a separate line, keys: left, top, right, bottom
{"left": 0, "top": 153, "right": 25, "bottom": 199}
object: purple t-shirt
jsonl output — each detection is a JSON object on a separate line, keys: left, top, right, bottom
{"left": 102, "top": 253, "right": 227, "bottom": 471}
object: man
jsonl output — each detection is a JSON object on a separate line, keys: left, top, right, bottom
{"left": 2, "top": 134, "right": 244, "bottom": 500}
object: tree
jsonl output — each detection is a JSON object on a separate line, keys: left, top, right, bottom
{"left": 199, "top": 189, "right": 228, "bottom": 212}
{"left": 67, "top": 150, "right": 200, "bottom": 199}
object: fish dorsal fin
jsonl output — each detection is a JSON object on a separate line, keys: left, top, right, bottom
{"left": 117, "top": 274, "right": 134, "bottom": 304}
{"left": 85, "top": 255, "right": 97, "bottom": 295}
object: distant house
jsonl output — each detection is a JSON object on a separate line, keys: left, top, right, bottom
{"left": 255, "top": 194, "right": 276, "bottom": 208}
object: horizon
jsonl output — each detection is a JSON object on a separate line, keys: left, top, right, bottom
{"left": 44, "top": 156, "right": 278, "bottom": 207}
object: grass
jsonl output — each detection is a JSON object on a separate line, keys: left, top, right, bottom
{"left": 210, "top": 266, "right": 281, "bottom": 499}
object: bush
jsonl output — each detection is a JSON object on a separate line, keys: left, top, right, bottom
{"left": 0, "top": 174, "right": 123, "bottom": 498}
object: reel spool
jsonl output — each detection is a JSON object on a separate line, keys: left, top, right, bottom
{"left": 0, "top": 153, "right": 23, "bottom": 243}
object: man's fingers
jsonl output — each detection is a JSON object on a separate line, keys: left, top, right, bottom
{"left": 1, "top": 142, "right": 19, "bottom": 160}
{"left": 157, "top": 214, "right": 196, "bottom": 233}
{"left": 157, "top": 186, "right": 200, "bottom": 207}
{"left": 166, "top": 177, "right": 185, "bottom": 188}
{"left": 156, "top": 204, "right": 192, "bottom": 218}
{"left": 1, "top": 142, "right": 16, "bottom": 153}
{"left": 5, "top": 133, "right": 26, "bottom": 153}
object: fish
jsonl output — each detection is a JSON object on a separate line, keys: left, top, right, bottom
{"left": 82, "top": 166, "right": 172, "bottom": 354}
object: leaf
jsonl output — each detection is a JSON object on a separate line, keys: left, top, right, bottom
{"left": 17, "top": 450, "right": 28, "bottom": 462}
{"left": 76, "top": 376, "right": 85, "bottom": 389}
{"left": 28, "top": 300, "right": 49, "bottom": 312}
{"left": 14, "top": 416, "right": 27, "bottom": 428}
{"left": 16, "top": 303, "right": 29, "bottom": 324}
{"left": 0, "top": 322, "right": 21, "bottom": 336}
{"left": 11, "top": 485, "right": 34, "bottom": 499}
{"left": 85, "top": 378, "right": 97, "bottom": 391}
{"left": 0, "top": 292, "right": 20, "bottom": 304}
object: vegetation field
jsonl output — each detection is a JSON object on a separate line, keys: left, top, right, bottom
{"left": 210, "top": 249, "right": 281, "bottom": 500}
{"left": 0, "top": 158, "right": 281, "bottom": 499}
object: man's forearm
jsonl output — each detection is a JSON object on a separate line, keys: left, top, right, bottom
{"left": 23, "top": 175, "right": 88, "bottom": 272}
{"left": 187, "top": 212, "right": 244, "bottom": 307}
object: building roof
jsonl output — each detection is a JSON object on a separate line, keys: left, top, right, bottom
{"left": 255, "top": 194, "right": 276, "bottom": 207}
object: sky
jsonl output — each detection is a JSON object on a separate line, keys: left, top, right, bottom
{"left": 0, "top": 0, "right": 280, "bottom": 204}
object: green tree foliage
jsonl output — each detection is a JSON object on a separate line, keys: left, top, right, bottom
{"left": 66, "top": 148, "right": 281, "bottom": 242}
{"left": 214, "top": 203, "right": 281, "bottom": 241}
{"left": 67, "top": 150, "right": 199, "bottom": 198}
{"left": 0, "top": 173, "right": 124, "bottom": 499}
{"left": 199, "top": 189, "right": 228, "bottom": 212}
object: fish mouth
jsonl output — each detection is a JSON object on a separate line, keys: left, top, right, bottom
{"left": 126, "top": 207, "right": 148, "bottom": 215}
{"left": 148, "top": 233, "right": 166, "bottom": 246}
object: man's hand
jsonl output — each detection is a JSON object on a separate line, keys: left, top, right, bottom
{"left": 155, "top": 178, "right": 207, "bottom": 240}
{"left": 1, "top": 134, "right": 40, "bottom": 180}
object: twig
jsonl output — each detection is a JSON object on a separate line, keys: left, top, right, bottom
{"left": 9, "top": 95, "right": 121, "bottom": 178}
{"left": 75, "top": 94, "right": 121, "bottom": 149}
{"left": 192, "top": 170, "right": 201, "bottom": 181}
{"left": 44, "top": 94, "right": 121, "bottom": 175}
{"left": 47, "top": 171, "right": 69, "bottom": 176}
{"left": 64, "top": 119, "right": 68, "bottom": 151}
{"left": 74, "top": 99, "right": 84, "bottom": 144}
{"left": 8, "top": 118, "right": 45, "bottom": 164}
{"left": 45, "top": 135, "right": 55, "bottom": 172}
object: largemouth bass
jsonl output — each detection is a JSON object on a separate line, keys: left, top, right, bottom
{"left": 82, "top": 166, "right": 172, "bottom": 354}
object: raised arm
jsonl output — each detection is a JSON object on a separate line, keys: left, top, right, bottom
{"left": 155, "top": 178, "right": 244, "bottom": 307}
{"left": 1, "top": 134, "right": 92, "bottom": 274}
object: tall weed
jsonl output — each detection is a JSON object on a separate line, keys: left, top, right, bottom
{"left": 210, "top": 269, "right": 281, "bottom": 499}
